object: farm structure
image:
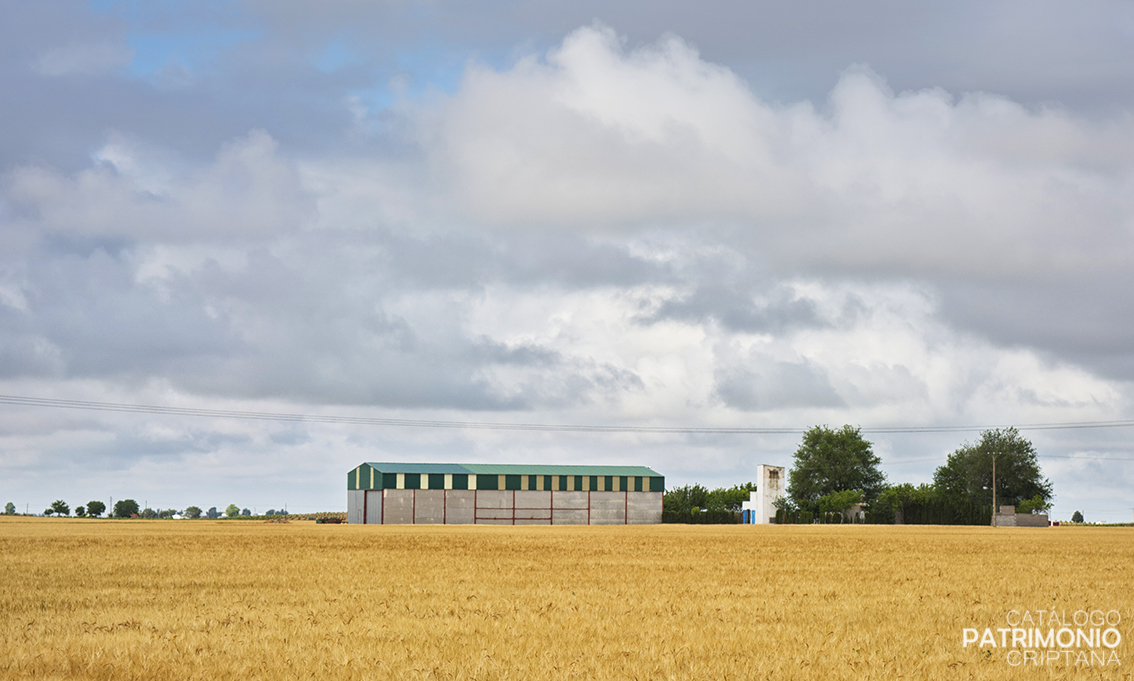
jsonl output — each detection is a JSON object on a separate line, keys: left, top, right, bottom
{"left": 347, "top": 462, "right": 664, "bottom": 525}
{"left": 741, "top": 464, "right": 786, "bottom": 524}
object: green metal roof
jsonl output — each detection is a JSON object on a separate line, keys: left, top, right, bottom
{"left": 361, "top": 463, "right": 471, "bottom": 474}
{"left": 362, "top": 462, "right": 662, "bottom": 477}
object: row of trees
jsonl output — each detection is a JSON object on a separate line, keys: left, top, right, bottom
{"left": 3, "top": 500, "right": 289, "bottom": 519}
{"left": 662, "top": 483, "right": 756, "bottom": 523}
{"left": 783, "top": 425, "right": 1054, "bottom": 524}
{"left": 661, "top": 424, "right": 1057, "bottom": 525}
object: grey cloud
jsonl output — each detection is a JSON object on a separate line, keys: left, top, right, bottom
{"left": 249, "top": 0, "right": 1134, "bottom": 110}
{"left": 33, "top": 42, "right": 135, "bottom": 77}
{"left": 938, "top": 277, "right": 1134, "bottom": 381}
{"left": 715, "top": 360, "right": 844, "bottom": 411}
{"left": 650, "top": 280, "right": 824, "bottom": 334}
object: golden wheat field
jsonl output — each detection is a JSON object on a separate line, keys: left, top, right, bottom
{"left": 1, "top": 518, "right": 1131, "bottom": 680}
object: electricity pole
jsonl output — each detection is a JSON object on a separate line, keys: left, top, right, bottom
{"left": 991, "top": 451, "right": 998, "bottom": 527}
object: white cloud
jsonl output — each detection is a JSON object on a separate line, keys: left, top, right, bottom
{"left": 4, "top": 130, "right": 314, "bottom": 242}
{"left": 429, "top": 24, "right": 1134, "bottom": 280}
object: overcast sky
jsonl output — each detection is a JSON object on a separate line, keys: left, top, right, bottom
{"left": 2, "top": 0, "right": 1133, "bottom": 521}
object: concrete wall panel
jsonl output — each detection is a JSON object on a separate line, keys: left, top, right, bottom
{"left": 347, "top": 489, "right": 364, "bottom": 524}
{"left": 444, "top": 490, "right": 475, "bottom": 525}
{"left": 515, "top": 518, "right": 551, "bottom": 525}
{"left": 475, "top": 491, "right": 513, "bottom": 509}
{"left": 590, "top": 515, "right": 624, "bottom": 525}
{"left": 414, "top": 490, "right": 445, "bottom": 524}
{"left": 476, "top": 507, "right": 514, "bottom": 520}
{"left": 589, "top": 492, "right": 625, "bottom": 510}
{"left": 365, "top": 490, "right": 383, "bottom": 525}
{"left": 552, "top": 491, "right": 589, "bottom": 509}
{"left": 1015, "top": 514, "right": 1049, "bottom": 527}
{"left": 627, "top": 492, "right": 662, "bottom": 524}
{"left": 475, "top": 518, "right": 513, "bottom": 525}
{"left": 552, "top": 509, "right": 588, "bottom": 525}
{"left": 383, "top": 489, "right": 414, "bottom": 524}
{"left": 514, "top": 508, "right": 552, "bottom": 520}
{"left": 514, "top": 491, "right": 551, "bottom": 509}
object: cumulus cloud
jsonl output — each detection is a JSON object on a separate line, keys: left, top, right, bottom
{"left": 4, "top": 130, "right": 314, "bottom": 243}
{"left": 432, "top": 25, "right": 1134, "bottom": 275}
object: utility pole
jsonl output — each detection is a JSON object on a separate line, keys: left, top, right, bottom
{"left": 991, "top": 451, "right": 998, "bottom": 527}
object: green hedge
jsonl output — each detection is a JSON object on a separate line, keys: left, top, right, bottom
{"left": 774, "top": 510, "right": 814, "bottom": 524}
{"left": 867, "top": 499, "right": 991, "bottom": 525}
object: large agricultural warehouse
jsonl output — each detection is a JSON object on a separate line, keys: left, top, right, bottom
{"left": 347, "top": 462, "right": 664, "bottom": 525}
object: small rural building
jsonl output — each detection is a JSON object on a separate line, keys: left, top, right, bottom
{"left": 347, "top": 462, "right": 665, "bottom": 525}
{"left": 741, "top": 464, "right": 786, "bottom": 524}
{"left": 993, "top": 505, "right": 1050, "bottom": 527}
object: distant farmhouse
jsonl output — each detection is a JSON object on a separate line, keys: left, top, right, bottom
{"left": 347, "top": 462, "right": 664, "bottom": 525}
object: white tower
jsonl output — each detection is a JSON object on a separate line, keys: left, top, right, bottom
{"left": 742, "top": 464, "right": 786, "bottom": 523}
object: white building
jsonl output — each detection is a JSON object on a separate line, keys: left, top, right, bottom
{"left": 741, "top": 464, "right": 786, "bottom": 523}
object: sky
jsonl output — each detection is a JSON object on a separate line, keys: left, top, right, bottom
{"left": 2, "top": 0, "right": 1133, "bottom": 520}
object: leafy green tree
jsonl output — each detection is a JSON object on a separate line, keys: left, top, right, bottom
{"left": 1016, "top": 495, "right": 1052, "bottom": 514}
{"left": 113, "top": 499, "right": 140, "bottom": 518}
{"left": 43, "top": 507, "right": 54, "bottom": 516}
{"left": 875, "top": 483, "right": 939, "bottom": 523}
{"left": 663, "top": 484, "right": 709, "bottom": 514}
{"left": 75, "top": 505, "right": 87, "bottom": 517}
{"left": 140, "top": 507, "right": 158, "bottom": 519}
{"left": 85, "top": 500, "right": 106, "bottom": 518}
{"left": 772, "top": 495, "right": 796, "bottom": 513}
{"left": 241, "top": 508, "right": 251, "bottom": 516}
{"left": 50, "top": 500, "right": 70, "bottom": 516}
{"left": 817, "top": 490, "right": 863, "bottom": 518}
{"left": 705, "top": 483, "right": 757, "bottom": 511}
{"left": 1071, "top": 510, "right": 1084, "bottom": 523}
{"left": 184, "top": 506, "right": 202, "bottom": 519}
{"left": 225, "top": 504, "right": 240, "bottom": 518}
{"left": 933, "top": 428, "right": 1052, "bottom": 507}
{"left": 4, "top": 502, "right": 15, "bottom": 515}
{"left": 788, "top": 425, "right": 886, "bottom": 509}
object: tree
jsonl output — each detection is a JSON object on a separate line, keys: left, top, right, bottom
{"left": 86, "top": 500, "right": 106, "bottom": 518}
{"left": 241, "top": 508, "right": 251, "bottom": 516}
{"left": 933, "top": 428, "right": 1053, "bottom": 507}
{"left": 140, "top": 507, "right": 158, "bottom": 519}
{"left": 1071, "top": 510, "right": 1084, "bottom": 523}
{"left": 788, "top": 425, "right": 886, "bottom": 509}
{"left": 184, "top": 506, "right": 202, "bottom": 519}
{"left": 1016, "top": 495, "right": 1052, "bottom": 514}
{"left": 207, "top": 506, "right": 219, "bottom": 519}
{"left": 50, "top": 500, "right": 70, "bottom": 516}
{"left": 875, "top": 483, "right": 945, "bottom": 524}
{"left": 817, "top": 490, "right": 863, "bottom": 521}
{"left": 113, "top": 499, "right": 140, "bottom": 518}
{"left": 4, "top": 502, "right": 15, "bottom": 515}
{"left": 225, "top": 504, "right": 240, "bottom": 518}
{"left": 75, "top": 506, "right": 87, "bottom": 517}
{"left": 706, "top": 483, "right": 757, "bottom": 511}
{"left": 663, "top": 484, "right": 709, "bottom": 514}
{"left": 44, "top": 508, "right": 54, "bottom": 516}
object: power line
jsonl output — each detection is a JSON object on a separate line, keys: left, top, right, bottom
{"left": 4, "top": 393, "right": 1134, "bottom": 437}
